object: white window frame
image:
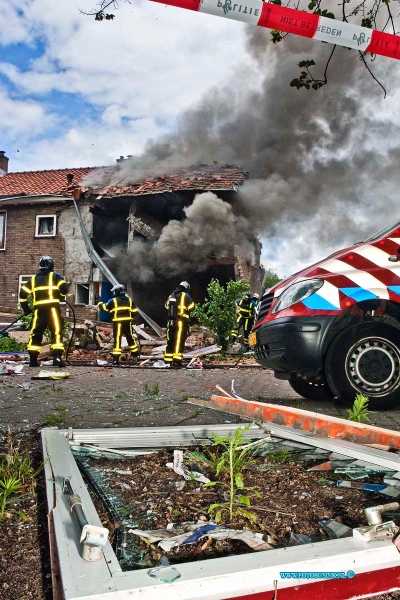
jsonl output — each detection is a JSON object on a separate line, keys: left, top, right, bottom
{"left": 18, "top": 274, "right": 34, "bottom": 302}
{"left": 0, "top": 211, "right": 6, "bottom": 250}
{"left": 35, "top": 214, "right": 56, "bottom": 237}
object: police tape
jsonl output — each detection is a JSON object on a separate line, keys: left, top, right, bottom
{"left": 280, "top": 570, "right": 355, "bottom": 579}
{"left": 149, "top": 0, "right": 400, "bottom": 61}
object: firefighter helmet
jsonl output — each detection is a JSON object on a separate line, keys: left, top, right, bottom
{"left": 252, "top": 293, "right": 260, "bottom": 300}
{"left": 39, "top": 256, "right": 54, "bottom": 271}
{"left": 111, "top": 284, "right": 126, "bottom": 296}
{"left": 244, "top": 291, "right": 252, "bottom": 298}
{"left": 179, "top": 281, "right": 190, "bottom": 291}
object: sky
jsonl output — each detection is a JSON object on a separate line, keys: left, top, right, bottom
{"left": 2, "top": 0, "right": 400, "bottom": 281}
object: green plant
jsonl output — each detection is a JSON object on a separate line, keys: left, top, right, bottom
{"left": 268, "top": 448, "right": 291, "bottom": 464}
{"left": 43, "top": 406, "right": 67, "bottom": 426}
{"left": 346, "top": 394, "right": 371, "bottom": 423}
{"left": 143, "top": 383, "right": 159, "bottom": 397}
{"left": 0, "top": 336, "right": 26, "bottom": 352}
{"left": 0, "top": 428, "right": 45, "bottom": 520}
{"left": 203, "top": 426, "right": 261, "bottom": 523}
{"left": 192, "top": 279, "right": 250, "bottom": 351}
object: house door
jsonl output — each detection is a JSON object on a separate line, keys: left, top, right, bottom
{"left": 99, "top": 282, "right": 113, "bottom": 323}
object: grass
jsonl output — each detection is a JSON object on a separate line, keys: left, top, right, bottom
{"left": 42, "top": 406, "right": 67, "bottom": 426}
{"left": 143, "top": 383, "right": 159, "bottom": 397}
{"left": 0, "top": 428, "right": 45, "bottom": 521}
{"left": 268, "top": 448, "right": 291, "bottom": 464}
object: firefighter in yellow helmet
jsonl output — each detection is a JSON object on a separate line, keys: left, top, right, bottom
{"left": 164, "top": 281, "right": 195, "bottom": 368}
{"left": 19, "top": 256, "right": 69, "bottom": 367}
{"left": 97, "top": 284, "right": 140, "bottom": 365}
{"left": 230, "top": 290, "right": 256, "bottom": 350}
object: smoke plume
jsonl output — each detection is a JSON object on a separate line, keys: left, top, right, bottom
{"left": 116, "top": 192, "right": 254, "bottom": 282}
{"left": 91, "top": 14, "right": 400, "bottom": 278}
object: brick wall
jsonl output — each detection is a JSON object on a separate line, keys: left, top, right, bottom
{"left": 0, "top": 202, "right": 101, "bottom": 321}
{"left": 0, "top": 204, "right": 66, "bottom": 312}
{"left": 0, "top": 152, "right": 9, "bottom": 175}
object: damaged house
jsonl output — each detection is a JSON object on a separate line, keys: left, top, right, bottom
{"left": 0, "top": 151, "right": 263, "bottom": 323}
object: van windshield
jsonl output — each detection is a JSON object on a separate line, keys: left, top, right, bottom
{"left": 364, "top": 219, "right": 400, "bottom": 242}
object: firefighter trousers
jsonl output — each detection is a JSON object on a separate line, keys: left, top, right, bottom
{"left": 27, "top": 306, "right": 65, "bottom": 352}
{"left": 164, "top": 318, "right": 188, "bottom": 365}
{"left": 112, "top": 321, "right": 139, "bottom": 357}
{"left": 231, "top": 316, "right": 254, "bottom": 346}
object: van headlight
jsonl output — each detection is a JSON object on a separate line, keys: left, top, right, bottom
{"left": 271, "top": 279, "right": 324, "bottom": 314}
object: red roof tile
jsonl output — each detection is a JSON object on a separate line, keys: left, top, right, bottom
{"left": 0, "top": 167, "right": 97, "bottom": 198}
{"left": 0, "top": 163, "right": 248, "bottom": 200}
{"left": 90, "top": 163, "right": 248, "bottom": 198}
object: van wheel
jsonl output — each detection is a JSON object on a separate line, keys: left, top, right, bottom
{"left": 324, "top": 322, "right": 400, "bottom": 410}
{"left": 289, "top": 378, "right": 334, "bottom": 401}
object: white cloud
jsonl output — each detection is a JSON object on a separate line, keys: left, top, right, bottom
{"left": 1, "top": 0, "right": 248, "bottom": 122}
{"left": 0, "top": 86, "right": 54, "bottom": 136}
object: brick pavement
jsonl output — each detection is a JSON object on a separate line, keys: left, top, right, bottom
{"left": 2, "top": 364, "right": 400, "bottom": 432}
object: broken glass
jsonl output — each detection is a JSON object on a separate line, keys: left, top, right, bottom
{"left": 319, "top": 519, "right": 352, "bottom": 539}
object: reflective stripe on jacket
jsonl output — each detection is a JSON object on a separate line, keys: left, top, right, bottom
{"left": 236, "top": 297, "right": 255, "bottom": 319}
{"left": 19, "top": 271, "right": 68, "bottom": 307}
{"left": 99, "top": 295, "right": 138, "bottom": 322}
{"left": 165, "top": 291, "right": 195, "bottom": 320}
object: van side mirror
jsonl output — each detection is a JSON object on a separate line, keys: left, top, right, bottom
{"left": 389, "top": 255, "right": 399, "bottom": 262}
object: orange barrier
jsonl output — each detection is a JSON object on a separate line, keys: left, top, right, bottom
{"left": 189, "top": 395, "right": 400, "bottom": 448}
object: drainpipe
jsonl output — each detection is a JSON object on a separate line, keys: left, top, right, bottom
{"left": 63, "top": 478, "right": 109, "bottom": 561}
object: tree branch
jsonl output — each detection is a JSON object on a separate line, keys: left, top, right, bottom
{"left": 359, "top": 51, "right": 387, "bottom": 97}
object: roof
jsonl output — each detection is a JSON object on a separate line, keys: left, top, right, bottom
{"left": 0, "top": 163, "right": 248, "bottom": 201}
{"left": 87, "top": 163, "right": 248, "bottom": 198}
{"left": 0, "top": 167, "right": 96, "bottom": 198}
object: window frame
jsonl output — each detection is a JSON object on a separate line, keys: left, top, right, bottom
{"left": 0, "top": 211, "right": 7, "bottom": 250}
{"left": 75, "top": 283, "right": 90, "bottom": 305}
{"left": 35, "top": 214, "right": 56, "bottom": 238}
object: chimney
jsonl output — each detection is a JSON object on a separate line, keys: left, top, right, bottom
{"left": 66, "top": 173, "right": 74, "bottom": 184}
{"left": 0, "top": 151, "right": 9, "bottom": 176}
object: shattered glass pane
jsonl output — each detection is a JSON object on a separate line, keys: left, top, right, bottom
{"left": 320, "top": 519, "right": 352, "bottom": 539}
{"left": 148, "top": 565, "right": 181, "bottom": 583}
{"left": 287, "top": 533, "right": 324, "bottom": 546}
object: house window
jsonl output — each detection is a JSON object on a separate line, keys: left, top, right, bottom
{"left": 36, "top": 214, "right": 56, "bottom": 237}
{"left": 75, "top": 283, "right": 90, "bottom": 305}
{"left": 0, "top": 211, "right": 6, "bottom": 250}
{"left": 18, "top": 274, "right": 34, "bottom": 300}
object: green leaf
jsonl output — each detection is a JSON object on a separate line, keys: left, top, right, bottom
{"left": 238, "top": 495, "right": 251, "bottom": 506}
{"left": 237, "top": 508, "right": 257, "bottom": 523}
{"left": 215, "top": 510, "right": 223, "bottom": 523}
{"left": 253, "top": 489, "right": 262, "bottom": 499}
{"left": 216, "top": 457, "right": 226, "bottom": 476}
{"left": 235, "top": 473, "right": 244, "bottom": 489}
{"left": 208, "top": 503, "right": 223, "bottom": 511}
{"left": 203, "top": 481, "right": 219, "bottom": 487}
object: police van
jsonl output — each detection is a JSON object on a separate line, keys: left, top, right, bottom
{"left": 250, "top": 219, "right": 400, "bottom": 410}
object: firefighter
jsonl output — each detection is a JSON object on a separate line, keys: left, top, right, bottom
{"left": 230, "top": 290, "right": 255, "bottom": 350}
{"left": 164, "top": 281, "right": 195, "bottom": 368}
{"left": 96, "top": 285, "right": 140, "bottom": 365}
{"left": 19, "top": 256, "right": 68, "bottom": 367}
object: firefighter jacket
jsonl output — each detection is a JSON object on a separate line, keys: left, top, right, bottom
{"left": 235, "top": 297, "right": 256, "bottom": 320}
{"left": 20, "top": 270, "right": 68, "bottom": 308}
{"left": 98, "top": 295, "right": 138, "bottom": 322}
{"left": 165, "top": 289, "right": 195, "bottom": 321}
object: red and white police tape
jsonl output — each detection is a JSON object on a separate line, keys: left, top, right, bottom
{"left": 149, "top": 0, "right": 400, "bottom": 60}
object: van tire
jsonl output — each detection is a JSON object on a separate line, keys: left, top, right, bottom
{"left": 289, "top": 378, "right": 334, "bottom": 402}
{"left": 324, "top": 322, "right": 400, "bottom": 410}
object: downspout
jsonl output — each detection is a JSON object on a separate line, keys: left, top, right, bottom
{"left": 72, "top": 191, "right": 163, "bottom": 337}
